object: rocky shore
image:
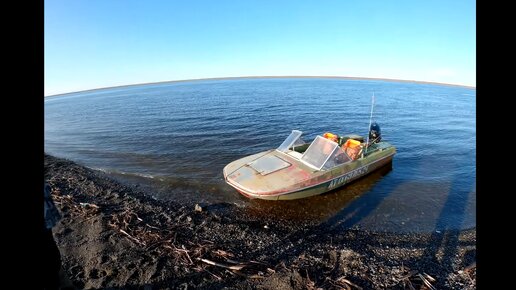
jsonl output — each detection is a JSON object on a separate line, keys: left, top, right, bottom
{"left": 45, "top": 154, "right": 476, "bottom": 289}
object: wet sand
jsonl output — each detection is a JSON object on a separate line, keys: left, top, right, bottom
{"left": 45, "top": 154, "right": 476, "bottom": 289}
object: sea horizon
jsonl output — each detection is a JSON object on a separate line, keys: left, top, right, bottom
{"left": 44, "top": 75, "right": 476, "bottom": 98}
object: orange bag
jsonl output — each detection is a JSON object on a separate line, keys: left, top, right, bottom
{"left": 323, "top": 132, "right": 338, "bottom": 143}
{"left": 342, "top": 139, "right": 362, "bottom": 160}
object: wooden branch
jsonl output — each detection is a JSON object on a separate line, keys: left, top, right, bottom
{"left": 336, "top": 277, "right": 362, "bottom": 290}
{"left": 203, "top": 268, "right": 222, "bottom": 280}
{"left": 119, "top": 229, "right": 146, "bottom": 246}
{"left": 197, "top": 258, "right": 246, "bottom": 271}
{"left": 423, "top": 272, "right": 436, "bottom": 282}
{"left": 418, "top": 273, "right": 436, "bottom": 290}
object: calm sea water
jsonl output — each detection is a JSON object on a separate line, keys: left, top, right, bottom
{"left": 45, "top": 78, "right": 476, "bottom": 232}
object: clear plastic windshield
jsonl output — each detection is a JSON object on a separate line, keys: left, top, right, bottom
{"left": 322, "top": 145, "right": 351, "bottom": 170}
{"left": 301, "top": 136, "right": 352, "bottom": 170}
{"left": 300, "top": 136, "right": 338, "bottom": 170}
{"left": 277, "top": 130, "right": 304, "bottom": 152}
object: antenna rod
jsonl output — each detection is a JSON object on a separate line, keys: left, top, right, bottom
{"left": 364, "top": 93, "right": 375, "bottom": 155}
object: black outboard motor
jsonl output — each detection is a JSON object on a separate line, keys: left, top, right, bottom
{"left": 369, "top": 122, "right": 381, "bottom": 143}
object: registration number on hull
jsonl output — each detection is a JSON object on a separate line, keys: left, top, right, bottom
{"left": 327, "top": 165, "right": 369, "bottom": 190}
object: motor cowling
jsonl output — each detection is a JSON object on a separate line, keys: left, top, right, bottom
{"left": 369, "top": 122, "right": 381, "bottom": 143}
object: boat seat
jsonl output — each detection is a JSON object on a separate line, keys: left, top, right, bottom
{"left": 292, "top": 143, "right": 310, "bottom": 153}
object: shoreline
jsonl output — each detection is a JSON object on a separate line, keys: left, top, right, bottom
{"left": 44, "top": 76, "right": 475, "bottom": 98}
{"left": 45, "top": 153, "right": 476, "bottom": 289}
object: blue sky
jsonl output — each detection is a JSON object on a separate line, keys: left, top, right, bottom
{"left": 45, "top": 0, "right": 475, "bottom": 96}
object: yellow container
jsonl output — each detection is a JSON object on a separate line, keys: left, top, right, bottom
{"left": 344, "top": 139, "right": 361, "bottom": 148}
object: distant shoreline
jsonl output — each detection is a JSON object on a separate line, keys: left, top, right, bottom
{"left": 45, "top": 76, "right": 476, "bottom": 97}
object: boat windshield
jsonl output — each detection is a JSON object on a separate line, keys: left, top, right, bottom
{"left": 277, "top": 130, "right": 305, "bottom": 152}
{"left": 301, "top": 136, "right": 351, "bottom": 170}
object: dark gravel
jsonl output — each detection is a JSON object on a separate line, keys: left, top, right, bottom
{"left": 45, "top": 154, "right": 476, "bottom": 289}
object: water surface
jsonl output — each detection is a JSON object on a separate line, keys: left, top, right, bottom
{"left": 45, "top": 78, "right": 476, "bottom": 232}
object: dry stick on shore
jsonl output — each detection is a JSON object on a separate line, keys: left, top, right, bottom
{"left": 336, "top": 277, "right": 363, "bottom": 290}
{"left": 145, "top": 223, "right": 160, "bottom": 230}
{"left": 52, "top": 194, "right": 99, "bottom": 218}
{"left": 171, "top": 244, "right": 194, "bottom": 265}
{"left": 118, "top": 229, "right": 146, "bottom": 246}
{"left": 418, "top": 273, "right": 437, "bottom": 290}
{"left": 422, "top": 272, "right": 436, "bottom": 283}
{"left": 109, "top": 207, "right": 220, "bottom": 269}
{"left": 108, "top": 207, "right": 167, "bottom": 247}
{"left": 53, "top": 183, "right": 274, "bottom": 280}
{"left": 213, "top": 249, "right": 234, "bottom": 258}
{"left": 319, "top": 275, "right": 364, "bottom": 290}
{"left": 197, "top": 258, "right": 247, "bottom": 271}
{"left": 108, "top": 206, "right": 225, "bottom": 270}
{"left": 398, "top": 265, "right": 435, "bottom": 290}
{"left": 203, "top": 268, "right": 222, "bottom": 280}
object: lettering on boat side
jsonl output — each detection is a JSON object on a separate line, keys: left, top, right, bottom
{"left": 328, "top": 165, "right": 369, "bottom": 190}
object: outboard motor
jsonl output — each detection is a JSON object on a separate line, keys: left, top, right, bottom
{"left": 369, "top": 122, "right": 381, "bottom": 143}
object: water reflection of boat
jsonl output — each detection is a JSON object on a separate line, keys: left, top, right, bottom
{"left": 223, "top": 122, "right": 396, "bottom": 200}
{"left": 246, "top": 163, "right": 393, "bottom": 222}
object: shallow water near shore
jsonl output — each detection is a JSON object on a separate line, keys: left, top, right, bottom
{"left": 45, "top": 78, "right": 476, "bottom": 233}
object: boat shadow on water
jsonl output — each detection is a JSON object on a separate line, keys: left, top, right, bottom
{"left": 245, "top": 163, "right": 394, "bottom": 223}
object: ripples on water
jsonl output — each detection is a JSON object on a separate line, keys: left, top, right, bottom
{"left": 45, "top": 78, "right": 476, "bottom": 232}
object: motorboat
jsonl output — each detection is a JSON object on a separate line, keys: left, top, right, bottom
{"left": 223, "top": 122, "right": 396, "bottom": 200}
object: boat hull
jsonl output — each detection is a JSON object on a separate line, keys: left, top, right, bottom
{"left": 224, "top": 145, "right": 395, "bottom": 200}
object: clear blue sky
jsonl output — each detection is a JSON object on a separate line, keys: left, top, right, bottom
{"left": 45, "top": 0, "right": 476, "bottom": 96}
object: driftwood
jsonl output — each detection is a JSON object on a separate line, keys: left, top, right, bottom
{"left": 197, "top": 258, "right": 247, "bottom": 271}
{"left": 203, "top": 268, "right": 222, "bottom": 280}
{"left": 418, "top": 273, "right": 437, "bottom": 290}
{"left": 336, "top": 277, "right": 363, "bottom": 290}
{"left": 422, "top": 272, "right": 436, "bottom": 282}
{"left": 118, "top": 229, "right": 146, "bottom": 246}
{"left": 398, "top": 266, "right": 436, "bottom": 290}
{"left": 79, "top": 202, "right": 99, "bottom": 209}
{"left": 52, "top": 194, "right": 99, "bottom": 217}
